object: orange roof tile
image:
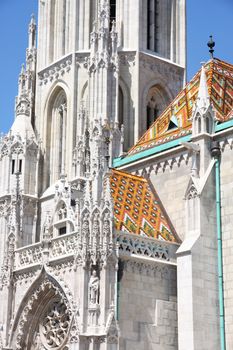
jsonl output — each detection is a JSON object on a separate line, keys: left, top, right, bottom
{"left": 110, "top": 169, "right": 178, "bottom": 242}
{"left": 129, "top": 58, "right": 233, "bottom": 155}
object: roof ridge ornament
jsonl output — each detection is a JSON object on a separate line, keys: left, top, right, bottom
{"left": 207, "top": 35, "right": 215, "bottom": 59}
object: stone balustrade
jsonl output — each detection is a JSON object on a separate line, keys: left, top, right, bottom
{"left": 50, "top": 231, "right": 78, "bottom": 259}
{"left": 116, "top": 231, "right": 178, "bottom": 263}
{"left": 14, "top": 231, "right": 178, "bottom": 270}
{"left": 15, "top": 242, "right": 43, "bottom": 269}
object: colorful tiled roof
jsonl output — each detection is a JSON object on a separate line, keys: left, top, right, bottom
{"left": 129, "top": 58, "right": 233, "bottom": 155}
{"left": 110, "top": 169, "right": 178, "bottom": 242}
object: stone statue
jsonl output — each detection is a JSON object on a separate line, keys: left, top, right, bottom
{"left": 89, "top": 270, "right": 100, "bottom": 304}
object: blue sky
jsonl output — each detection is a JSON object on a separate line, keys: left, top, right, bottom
{"left": 0, "top": 0, "right": 233, "bottom": 133}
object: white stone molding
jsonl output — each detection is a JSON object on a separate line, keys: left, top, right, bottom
{"left": 38, "top": 55, "right": 72, "bottom": 85}
{"left": 132, "top": 152, "right": 191, "bottom": 177}
{"left": 122, "top": 259, "right": 173, "bottom": 280}
{"left": 139, "top": 52, "right": 183, "bottom": 89}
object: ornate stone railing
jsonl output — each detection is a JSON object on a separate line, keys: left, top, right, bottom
{"left": 14, "top": 232, "right": 79, "bottom": 270}
{"left": 15, "top": 242, "right": 43, "bottom": 269}
{"left": 14, "top": 231, "right": 178, "bottom": 270}
{"left": 50, "top": 232, "right": 78, "bottom": 259}
{"left": 116, "top": 232, "right": 178, "bottom": 262}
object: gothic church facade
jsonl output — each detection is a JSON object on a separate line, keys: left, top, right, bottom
{"left": 1, "top": 1, "right": 233, "bottom": 349}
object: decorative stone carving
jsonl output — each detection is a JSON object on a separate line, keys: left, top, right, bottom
{"left": 14, "top": 273, "right": 75, "bottom": 350}
{"left": 38, "top": 56, "right": 72, "bottom": 85}
{"left": 40, "top": 300, "right": 71, "bottom": 349}
{"left": 119, "top": 52, "right": 136, "bottom": 67}
{"left": 123, "top": 259, "right": 171, "bottom": 279}
{"left": 0, "top": 199, "right": 10, "bottom": 217}
{"left": 16, "top": 97, "right": 30, "bottom": 117}
{"left": 15, "top": 243, "right": 43, "bottom": 269}
{"left": 186, "top": 184, "right": 198, "bottom": 200}
{"left": 117, "top": 232, "right": 171, "bottom": 261}
{"left": 69, "top": 317, "right": 80, "bottom": 344}
{"left": 0, "top": 233, "right": 16, "bottom": 289}
{"left": 50, "top": 233, "right": 77, "bottom": 259}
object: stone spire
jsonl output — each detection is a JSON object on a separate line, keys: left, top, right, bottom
{"left": 192, "top": 64, "right": 214, "bottom": 136}
{"left": 196, "top": 65, "right": 210, "bottom": 112}
{"left": 11, "top": 15, "right": 37, "bottom": 139}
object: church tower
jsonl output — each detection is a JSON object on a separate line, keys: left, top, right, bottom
{"left": 0, "top": 2, "right": 187, "bottom": 350}
{"left": 35, "top": 0, "right": 186, "bottom": 189}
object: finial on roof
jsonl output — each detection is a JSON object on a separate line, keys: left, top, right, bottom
{"left": 207, "top": 35, "right": 215, "bottom": 58}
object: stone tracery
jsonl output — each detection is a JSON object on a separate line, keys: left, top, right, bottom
{"left": 40, "top": 300, "right": 71, "bottom": 349}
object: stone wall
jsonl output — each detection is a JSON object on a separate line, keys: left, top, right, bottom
{"left": 220, "top": 143, "right": 233, "bottom": 349}
{"left": 118, "top": 258, "right": 177, "bottom": 350}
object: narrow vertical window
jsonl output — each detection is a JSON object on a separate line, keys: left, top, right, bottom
{"left": 12, "top": 160, "right": 15, "bottom": 174}
{"left": 19, "top": 159, "right": 22, "bottom": 174}
{"left": 110, "top": 0, "right": 116, "bottom": 24}
{"left": 58, "top": 100, "right": 67, "bottom": 176}
{"left": 62, "top": 0, "right": 66, "bottom": 55}
{"left": 147, "top": 0, "right": 159, "bottom": 52}
{"left": 147, "top": 106, "right": 159, "bottom": 129}
{"left": 118, "top": 86, "right": 124, "bottom": 127}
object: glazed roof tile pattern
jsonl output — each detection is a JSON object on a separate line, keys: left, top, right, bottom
{"left": 129, "top": 58, "right": 233, "bottom": 155}
{"left": 110, "top": 169, "right": 178, "bottom": 242}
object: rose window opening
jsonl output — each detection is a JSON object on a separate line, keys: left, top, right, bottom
{"left": 40, "top": 300, "right": 71, "bottom": 349}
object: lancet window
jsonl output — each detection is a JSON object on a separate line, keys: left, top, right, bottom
{"left": 146, "top": 85, "right": 166, "bottom": 129}
{"left": 146, "top": 0, "right": 173, "bottom": 59}
{"left": 47, "top": 88, "right": 67, "bottom": 185}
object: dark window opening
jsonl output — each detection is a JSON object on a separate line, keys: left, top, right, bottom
{"left": 11, "top": 160, "right": 15, "bottom": 174}
{"left": 147, "top": 106, "right": 159, "bottom": 129}
{"left": 19, "top": 159, "right": 22, "bottom": 173}
{"left": 118, "top": 86, "right": 124, "bottom": 127}
{"left": 59, "top": 226, "right": 67, "bottom": 235}
{"left": 147, "top": 0, "right": 159, "bottom": 52}
{"left": 110, "top": 0, "right": 116, "bottom": 25}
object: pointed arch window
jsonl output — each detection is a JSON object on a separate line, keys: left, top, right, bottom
{"left": 46, "top": 88, "right": 68, "bottom": 186}
{"left": 146, "top": 85, "right": 168, "bottom": 129}
{"left": 50, "top": 90, "right": 67, "bottom": 182}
